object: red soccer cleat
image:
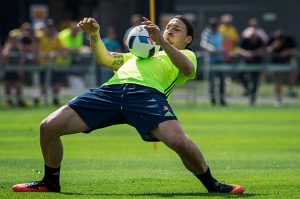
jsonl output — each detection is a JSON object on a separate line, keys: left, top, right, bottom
{"left": 228, "top": 184, "right": 245, "bottom": 194}
{"left": 12, "top": 180, "right": 60, "bottom": 192}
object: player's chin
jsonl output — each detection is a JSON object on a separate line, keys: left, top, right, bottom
{"left": 164, "top": 37, "right": 173, "bottom": 44}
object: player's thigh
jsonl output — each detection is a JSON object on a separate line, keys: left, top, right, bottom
{"left": 41, "top": 105, "right": 89, "bottom": 137}
{"left": 151, "top": 120, "right": 188, "bottom": 148}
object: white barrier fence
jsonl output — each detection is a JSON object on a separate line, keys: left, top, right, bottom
{"left": 0, "top": 52, "right": 298, "bottom": 106}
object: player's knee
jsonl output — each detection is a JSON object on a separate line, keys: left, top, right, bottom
{"left": 168, "top": 134, "right": 190, "bottom": 152}
{"left": 40, "top": 118, "right": 60, "bottom": 140}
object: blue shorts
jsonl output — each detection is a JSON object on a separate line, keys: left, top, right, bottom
{"left": 67, "top": 84, "right": 178, "bottom": 142}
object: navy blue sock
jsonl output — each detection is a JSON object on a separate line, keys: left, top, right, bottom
{"left": 43, "top": 165, "right": 60, "bottom": 185}
{"left": 195, "top": 167, "right": 218, "bottom": 192}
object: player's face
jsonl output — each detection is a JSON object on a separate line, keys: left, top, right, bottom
{"left": 163, "top": 18, "right": 192, "bottom": 50}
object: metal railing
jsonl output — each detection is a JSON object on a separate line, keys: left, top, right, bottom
{"left": 1, "top": 52, "right": 97, "bottom": 106}
{"left": 0, "top": 51, "right": 298, "bottom": 106}
{"left": 197, "top": 51, "right": 298, "bottom": 72}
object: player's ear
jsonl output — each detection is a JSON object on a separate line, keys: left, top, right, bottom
{"left": 185, "top": 36, "right": 192, "bottom": 45}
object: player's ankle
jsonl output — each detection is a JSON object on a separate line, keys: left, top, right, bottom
{"left": 43, "top": 165, "right": 61, "bottom": 185}
{"left": 195, "top": 167, "right": 218, "bottom": 192}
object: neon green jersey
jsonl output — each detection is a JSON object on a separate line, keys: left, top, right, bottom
{"left": 58, "top": 29, "right": 84, "bottom": 49}
{"left": 105, "top": 49, "right": 197, "bottom": 97}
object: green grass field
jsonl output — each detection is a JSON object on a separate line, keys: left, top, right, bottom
{"left": 0, "top": 103, "right": 300, "bottom": 199}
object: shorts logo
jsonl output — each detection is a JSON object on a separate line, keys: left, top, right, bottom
{"left": 164, "top": 111, "right": 174, "bottom": 116}
{"left": 163, "top": 105, "right": 169, "bottom": 110}
{"left": 163, "top": 105, "right": 173, "bottom": 116}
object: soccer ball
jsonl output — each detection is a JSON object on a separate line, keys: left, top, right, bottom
{"left": 127, "top": 25, "right": 160, "bottom": 58}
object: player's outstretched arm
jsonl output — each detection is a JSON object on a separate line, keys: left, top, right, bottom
{"left": 77, "top": 18, "right": 124, "bottom": 70}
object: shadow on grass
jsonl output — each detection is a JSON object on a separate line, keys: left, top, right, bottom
{"left": 62, "top": 191, "right": 261, "bottom": 198}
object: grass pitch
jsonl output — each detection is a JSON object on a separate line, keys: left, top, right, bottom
{"left": 0, "top": 103, "right": 299, "bottom": 199}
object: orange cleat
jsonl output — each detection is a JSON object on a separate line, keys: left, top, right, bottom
{"left": 210, "top": 182, "right": 245, "bottom": 194}
{"left": 228, "top": 184, "right": 245, "bottom": 194}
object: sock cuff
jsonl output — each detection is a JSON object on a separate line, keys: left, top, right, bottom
{"left": 195, "top": 167, "right": 218, "bottom": 192}
{"left": 44, "top": 165, "right": 60, "bottom": 172}
{"left": 195, "top": 167, "right": 210, "bottom": 178}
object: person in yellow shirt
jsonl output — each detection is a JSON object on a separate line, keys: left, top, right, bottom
{"left": 36, "top": 18, "right": 66, "bottom": 106}
{"left": 37, "top": 19, "right": 64, "bottom": 65}
{"left": 219, "top": 14, "right": 239, "bottom": 63}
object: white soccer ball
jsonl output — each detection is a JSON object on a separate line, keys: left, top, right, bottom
{"left": 127, "top": 25, "right": 160, "bottom": 58}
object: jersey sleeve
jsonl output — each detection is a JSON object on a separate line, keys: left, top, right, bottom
{"left": 175, "top": 49, "right": 197, "bottom": 87}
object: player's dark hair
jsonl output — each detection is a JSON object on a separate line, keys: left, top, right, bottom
{"left": 173, "top": 15, "right": 194, "bottom": 50}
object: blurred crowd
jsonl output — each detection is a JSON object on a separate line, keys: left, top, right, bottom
{"left": 0, "top": 13, "right": 299, "bottom": 108}
{"left": 1, "top": 18, "right": 92, "bottom": 107}
{"left": 200, "top": 14, "right": 299, "bottom": 106}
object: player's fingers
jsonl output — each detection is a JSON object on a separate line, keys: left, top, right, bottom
{"left": 145, "top": 24, "right": 159, "bottom": 31}
{"left": 87, "top": 18, "right": 95, "bottom": 23}
{"left": 141, "top": 21, "right": 152, "bottom": 26}
{"left": 142, "top": 17, "right": 150, "bottom": 21}
{"left": 145, "top": 25, "right": 153, "bottom": 30}
{"left": 77, "top": 21, "right": 83, "bottom": 28}
{"left": 142, "top": 17, "right": 152, "bottom": 24}
{"left": 78, "top": 19, "right": 85, "bottom": 26}
{"left": 146, "top": 24, "right": 157, "bottom": 27}
{"left": 83, "top": 18, "right": 89, "bottom": 24}
{"left": 92, "top": 22, "right": 99, "bottom": 28}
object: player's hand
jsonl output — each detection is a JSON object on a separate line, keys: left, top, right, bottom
{"left": 142, "top": 17, "right": 164, "bottom": 45}
{"left": 77, "top": 18, "right": 100, "bottom": 35}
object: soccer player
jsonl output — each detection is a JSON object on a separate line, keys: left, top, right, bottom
{"left": 12, "top": 16, "right": 244, "bottom": 194}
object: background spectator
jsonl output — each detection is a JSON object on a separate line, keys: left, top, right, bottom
{"left": 201, "top": 17, "right": 227, "bottom": 106}
{"left": 123, "top": 13, "right": 142, "bottom": 49}
{"left": 242, "top": 18, "right": 269, "bottom": 44}
{"left": 159, "top": 14, "right": 173, "bottom": 33}
{"left": 2, "top": 30, "right": 27, "bottom": 107}
{"left": 102, "top": 27, "right": 121, "bottom": 52}
{"left": 266, "top": 29, "right": 299, "bottom": 105}
{"left": 18, "top": 22, "right": 39, "bottom": 89}
{"left": 18, "top": 22, "right": 38, "bottom": 64}
{"left": 35, "top": 18, "right": 66, "bottom": 106}
{"left": 58, "top": 20, "right": 86, "bottom": 65}
{"left": 237, "top": 28, "right": 265, "bottom": 105}
{"left": 58, "top": 20, "right": 90, "bottom": 93}
{"left": 218, "top": 14, "right": 239, "bottom": 63}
